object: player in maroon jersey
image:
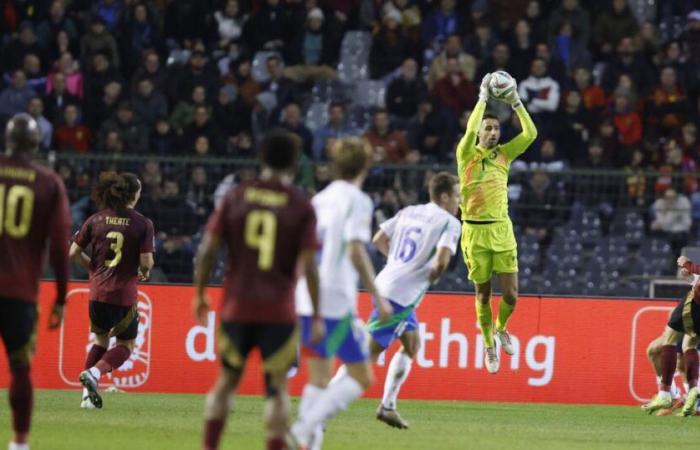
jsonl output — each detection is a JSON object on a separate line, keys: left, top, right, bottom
{"left": 70, "top": 171, "right": 155, "bottom": 409}
{"left": 0, "top": 113, "right": 71, "bottom": 450}
{"left": 193, "top": 130, "right": 322, "bottom": 450}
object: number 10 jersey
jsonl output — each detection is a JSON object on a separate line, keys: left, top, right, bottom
{"left": 375, "top": 203, "right": 461, "bottom": 307}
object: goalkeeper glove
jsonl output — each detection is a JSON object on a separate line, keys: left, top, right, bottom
{"left": 478, "top": 73, "right": 492, "bottom": 103}
{"left": 504, "top": 80, "right": 522, "bottom": 109}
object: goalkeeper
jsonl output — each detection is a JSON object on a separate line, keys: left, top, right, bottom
{"left": 456, "top": 72, "right": 537, "bottom": 374}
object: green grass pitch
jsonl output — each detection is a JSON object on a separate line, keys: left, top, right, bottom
{"left": 1, "top": 390, "right": 699, "bottom": 449}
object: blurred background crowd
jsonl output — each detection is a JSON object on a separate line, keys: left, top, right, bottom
{"left": 2, "top": 0, "right": 700, "bottom": 294}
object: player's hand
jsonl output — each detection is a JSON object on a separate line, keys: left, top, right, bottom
{"left": 478, "top": 73, "right": 492, "bottom": 103}
{"left": 377, "top": 297, "right": 393, "bottom": 323}
{"left": 138, "top": 268, "right": 150, "bottom": 282}
{"left": 310, "top": 316, "right": 326, "bottom": 346}
{"left": 193, "top": 294, "right": 211, "bottom": 325}
{"left": 504, "top": 79, "right": 521, "bottom": 108}
{"left": 47, "top": 302, "right": 64, "bottom": 330}
{"left": 429, "top": 267, "right": 441, "bottom": 285}
{"left": 678, "top": 256, "right": 690, "bottom": 268}
{"left": 681, "top": 267, "right": 692, "bottom": 278}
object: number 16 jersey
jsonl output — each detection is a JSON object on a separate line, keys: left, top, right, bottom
{"left": 74, "top": 208, "right": 155, "bottom": 306}
{"left": 207, "top": 179, "right": 317, "bottom": 324}
{"left": 375, "top": 203, "right": 461, "bottom": 307}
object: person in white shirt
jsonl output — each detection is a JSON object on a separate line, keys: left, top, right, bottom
{"left": 518, "top": 58, "right": 560, "bottom": 114}
{"left": 368, "top": 172, "right": 461, "bottom": 429}
{"left": 290, "top": 137, "right": 392, "bottom": 449}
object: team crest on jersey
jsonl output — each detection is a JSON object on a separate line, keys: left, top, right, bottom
{"left": 58, "top": 289, "right": 153, "bottom": 389}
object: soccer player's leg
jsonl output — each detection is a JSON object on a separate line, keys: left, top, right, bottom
{"left": 377, "top": 326, "right": 419, "bottom": 430}
{"left": 202, "top": 322, "right": 252, "bottom": 450}
{"left": 492, "top": 221, "right": 519, "bottom": 356}
{"left": 678, "top": 333, "right": 700, "bottom": 417}
{"left": 291, "top": 317, "right": 370, "bottom": 448}
{"left": 642, "top": 297, "right": 688, "bottom": 414}
{"left": 0, "top": 299, "right": 38, "bottom": 450}
{"left": 258, "top": 323, "right": 298, "bottom": 450}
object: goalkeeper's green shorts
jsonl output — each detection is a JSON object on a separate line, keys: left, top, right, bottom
{"left": 461, "top": 220, "right": 518, "bottom": 285}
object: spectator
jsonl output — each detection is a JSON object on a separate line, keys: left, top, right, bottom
{"left": 384, "top": 0, "right": 422, "bottom": 39}
{"left": 386, "top": 58, "right": 426, "bottom": 124}
{"left": 547, "top": 0, "right": 590, "bottom": 50}
{"left": 1, "top": 22, "right": 43, "bottom": 73}
{"left": 80, "top": 15, "right": 120, "bottom": 69}
{"left": 611, "top": 91, "right": 642, "bottom": 148}
{"left": 422, "top": 0, "right": 461, "bottom": 49}
{"left": 646, "top": 66, "right": 689, "bottom": 137}
{"left": 26, "top": 97, "right": 53, "bottom": 150}
{"left": 241, "top": 0, "right": 292, "bottom": 52}
{"left": 406, "top": 98, "right": 447, "bottom": 162}
{"left": 214, "top": 0, "right": 247, "bottom": 49}
{"left": 46, "top": 52, "right": 83, "bottom": 98}
{"left": 181, "top": 105, "right": 225, "bottom": 154}
{"left": 572, "top": 66, "right": 606, "bottom": 115}
{"left": 99, "top": 129, "right": 125, "bottom": 154}
{"left": 650, "top": 187, "right": 692, "bottom": 262}
{"left": 222, "top": 58, "right": 261, "bottom": 108}
{"left": 150, "top": 118, "right": 177, "bottom": 155}
{"left": 285, "top": 8, "right": 338, "bottom": 82}
{"left": 36, "top": 1, "right": 78, "bottom": 47}
{"left": 227, "top": 130, "right": 255, "bottom": 158}
{"left": 431, "top": 56, "right": 477, "bottom": 121}
{"left": 518, "top": 58, "right": 560, "bottom": 127}
{"left": 602, "top": 36, "right": 653, "bottom": 94}
{"left": 48, "top": 29, "right": 78, "bottom": 65}
{"left": 553, "top": 90, "right": 594, "bottom": 164}
{"left": 120, "top": 2, "right": 162, "bottom": 76}
{"left": 54, "top": 103, "right": 91, "bottom": 153}
{"left": 682, "top": 10, "right": 700, "bottom": 69}
{"left": 510, "top": 19, "right": 535, "bottom": 81}
{"left": 131, "top": 50, "right": 167, "bottom": 92}
{"left": 132, "top": 77, "right": 168, "bottom": 127}
{"left": 574, "top": 141, "right": 615, "bottom": 235}
{"left": 623, "top": 149, "right": 648, "bottom": 207}
{"left": 530, "top": 139, "right": 569, "bottom": 173}
{"left": 655, "top": 140, "right": 698, "bottom": 196}
{"left": 0, "top": 70, "right": 36, "bottom": 120}
{"left": 99, "top": 100, "right": 149, "bottom": 153}
{"left": 637, "top": 22, "right": 661, "bottom": 66}
{"left": 364, "top": 108, "right": 410, "bottom": 163}
{"left": 533, "top": 42, "right": 567, "bottom": 85}
{"left": 478, "top": 43, "right": 512, "bottom": 81}
{"left": 88, "top": 80, "right": 123, "bottom": 131}
{"left": 369, "top": 8, "right": 414, "bottom": 80}
{"left": 464, "top": 20, "right": 497, "bottom": 63}
{"left": 15, "top": 53, "right": 48, "bottom": 94}
{"left": 427, "top": 34, "right": 476, "bottom": 89}
{"left": 374, "top": 188, "right": 402, "bottom": 226}
{"left": 524, "top": 0, "right": 548, "bottom": 44}
{"left": 154, "top": 179, "right": 198, "bottom": 282}
{"left": 169, "top": 85, "right": 208, "bottom": 134}
{"left": 280, "top": 102, "right": 313, "bottom": 157}
{"left": 170, "top": 50, "right": 219, "bottom": 103}
{"left": 212, "top": 85, "right": 248, "bottom": 138}
{"left": 264, "top": 55, "right": 298, "bottom": 115}
{"left": 312, "top": 101, "right": 358, "bottom": 161}
{"left": 185, "top": 166, "right": 214, "bottom": 227}
{"left": 593, "top": 0, "right": 639, "bottom": 57}
{"left": 550, "top": 18, "right": 590, "bottom": 71}
{"left": 94, "top": 0, "right": 124, "bottom": 32}
{"left": 84, "top": 52, "right": 123, "bottom": 124}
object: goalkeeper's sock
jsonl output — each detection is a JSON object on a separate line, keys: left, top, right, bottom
{"left": 495, "top": 300, "right": 516, "bottom": 332}
{"left": 475, "top": 299, "right": 494, "bottom": 348}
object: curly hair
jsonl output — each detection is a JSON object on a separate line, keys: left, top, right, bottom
{"left": 92, "top": 171, "right": 141, "bottom": 211}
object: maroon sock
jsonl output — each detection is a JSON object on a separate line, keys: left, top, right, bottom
{"left": 684, "top": 349, "right": 699, "bottom": 389}
{"left": 266, "top": 437, "right": 286, "bottom": 450}
{"left": 661, "top": 345, "right": 678, "bottom": 390}
{"left": 9, "top": 365, "right": 32, "bottom": 437}
{"left": 84, "top": 344, "right": 107, "bottom": 370}
{"left": 95, "top": 345, "right": 131, "bottom": 375}
{"left": 203, "top": 418, "right": 225, "bottom": 450}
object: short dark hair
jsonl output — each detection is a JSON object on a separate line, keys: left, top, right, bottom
{"left": 259, "top": 129, "right": 301, "bottom": 171}
{"left": 482, "top": 112, "right": 499, "bottom": 122}
{"left": 429, "top": 172, "right": 458, "bottom": 202}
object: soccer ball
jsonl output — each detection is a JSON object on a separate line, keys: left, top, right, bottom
{"left": 489, "top": 71, "right": 516, "bottom": 100}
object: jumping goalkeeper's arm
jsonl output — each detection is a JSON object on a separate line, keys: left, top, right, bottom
{"left": 456, "top": 73, "right": 491, "bottom": 166}
{"left": 501, "top": 84, "right": 538, "bottom": 161}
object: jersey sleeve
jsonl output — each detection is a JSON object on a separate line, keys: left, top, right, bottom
{"left": 379, "top": 209, "right": 402, "bottom": 238}
{"left": 436, "top": 217, "right": 461, "bottom": 255}
{"left": 73, "top": 215, "right": 92, "bottom": 248}
{"left": 343, "top": 194, "right": 373, "bottom": 243}
{"left": 141, "top": 218, "right": 155, "bottom": 253}
{"left": 501, "top": 104, "right": 538, "bottom": 162}
{"left": 456, "top": 99, "right": 487, "bottom": 171}
{"left": 299, "top": 202, "right": 318, "bottom": 252}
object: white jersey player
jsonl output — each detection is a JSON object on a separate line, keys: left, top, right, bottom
{"left": 369, "top": 172, "right": 461, "bottom": 429}
{"left": 290, "top": 138, "right": 392, "bottom": 449}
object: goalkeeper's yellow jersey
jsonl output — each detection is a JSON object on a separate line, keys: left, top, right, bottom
{"left": 456, "top": 100, "right": 537, "bottom": 222}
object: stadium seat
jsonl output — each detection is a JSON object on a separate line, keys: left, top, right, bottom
{"left": 304, "top": 101, "right": 330, "bottom": 131}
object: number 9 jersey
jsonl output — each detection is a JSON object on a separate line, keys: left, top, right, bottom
{"left": 206, "top": 180, "right": 317, "bottom": 324}
{"left": 73, "top": 208, "right": 155, "bottom": 306}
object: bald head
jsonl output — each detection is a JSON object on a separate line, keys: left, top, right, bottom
{"left": 6, "top": 113, "right": 40, "bottom": 155}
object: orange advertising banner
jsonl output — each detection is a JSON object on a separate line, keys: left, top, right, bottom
{"left": 0, "top": 282, "right": 681, "bottom": 405}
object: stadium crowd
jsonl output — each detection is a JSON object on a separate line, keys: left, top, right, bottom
{"left": 2, "top": 0, "right": 700, "bottom": 282}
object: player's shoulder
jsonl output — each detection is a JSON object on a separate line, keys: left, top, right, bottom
{"left": 129, "top": 208, "right": 154, "bottom": 227}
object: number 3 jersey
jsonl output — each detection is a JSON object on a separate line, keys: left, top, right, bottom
{"left": 73, "top": 208, "right": 155, "bottom": 306}
{"left": 375, "top": 203, "right": 461, "bottom": 307}
{"left": 207, "top": 179, "right": 317, "bottom": 324}
{"left": 0, "top": 154, "right": 71, "bottom": 304}
{"left": 296, "top": 180, "right": 374, "bottom": 320}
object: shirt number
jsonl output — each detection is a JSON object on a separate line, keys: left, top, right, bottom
{"left": 244, "top": 210, "right": 277, "bottom": 271}
{"left": 0, "top": 184, "right": 34, "bottom": 238}
{"left": 105, "top": 231, "right": 124, "bottom": 268}
{"left": 394, "top": 226, "right": 422, "bottom": 263}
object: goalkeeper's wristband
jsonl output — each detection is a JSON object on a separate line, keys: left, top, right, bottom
{"left": 511, "top": 100, "right": 522, "bottom": 110}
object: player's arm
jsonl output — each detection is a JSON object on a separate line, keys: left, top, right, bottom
{"left": 193, "top": 231, "right": 220, "bottom": 324}
{"left": 679, "top": 256, "right": 700, "bottom": 275}
{"left": 429, "top": 247, "right": 453, "bottom": 284}
{"left": 501, "top": 97, "right": 538, "bottom": 162}
{"left": 372, "top": 230, "right": 391, "bottom": 257}
{"left": 139, "top": 252, "right": 154, "bottom": 281}
{"left": 48, "top": 179, "right": 72, "bottom": 329}
{"left": 69, "top": 242, "right": 91, "bottom": 270}
{"left": 456, "top": 74, "right": 491, "bottom": 166}
{"left": 349, "top": 240, "right": 383, "bottom": 301}
{"left": 139, "top": 219, "right": 156, "bottom": 281}
{"left": 430, "top": 219, "right": 461, "bottom": 284}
